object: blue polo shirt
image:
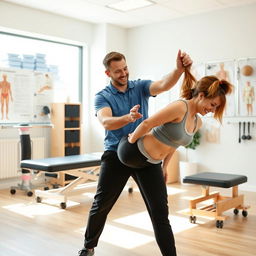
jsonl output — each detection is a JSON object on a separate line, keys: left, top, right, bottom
{"left": 94, "top": 79, "right": 152, "bottom": 151}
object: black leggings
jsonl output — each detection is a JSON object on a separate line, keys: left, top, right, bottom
{"left": 84, "top": 151, "right": 176, "bottom": 256}
{"left": 117, "top": 135, "right": 154, "bottom": 168}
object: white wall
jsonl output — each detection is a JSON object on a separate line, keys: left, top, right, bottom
{"left": 0, "top": 2, "right": 94, "bottom": 44}
{"left": 126, "top": 3, "right": 256, "bottom": 190}
{"left": 87, "top": 23, "right": 128, "bottom": 153}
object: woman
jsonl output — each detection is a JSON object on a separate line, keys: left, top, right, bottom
{"left": 117, "top": 69, "right": 233, "bottom": 177}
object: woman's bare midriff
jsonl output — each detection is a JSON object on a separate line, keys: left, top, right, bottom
{"left": 142, "top": 133, "right": 176, "bottom": 160}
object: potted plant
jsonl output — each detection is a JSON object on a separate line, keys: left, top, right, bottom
{"left": 185, "top": 130, "right": 201, "bottom": 152}
{"left": 179, "top": 130, "right": 201, "bottom": 183}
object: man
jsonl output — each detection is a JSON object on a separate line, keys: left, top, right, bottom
{"left": 78, "top": 50, "right": 192, "bottom": 256}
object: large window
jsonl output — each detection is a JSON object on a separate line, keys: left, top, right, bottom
{"left": 0, "top": 32, "right": 82, "bottom": 103}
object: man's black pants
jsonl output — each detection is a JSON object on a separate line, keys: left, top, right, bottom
{"left": 84, "top": 151, "right": 176, "bottom": 256}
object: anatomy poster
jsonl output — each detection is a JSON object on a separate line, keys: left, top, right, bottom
{"left": 0, "top": 67, "right": 53, "bottom": 125}
{"left": 33, "top": 72, "right": 53, "bottom": 123}
{"left": 205, "top": 60, "right": 236, "bottom": 116}
{"left": 237, "top": 58, "right": 256, "bottom": 116}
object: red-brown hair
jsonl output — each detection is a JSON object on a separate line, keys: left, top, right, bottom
{"left": 180, "top": 69, "right": 233, "bottom": 122}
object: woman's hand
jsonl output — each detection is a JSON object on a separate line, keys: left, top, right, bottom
{"left": 128, "top": 133, "right": 135, "bottom": 143}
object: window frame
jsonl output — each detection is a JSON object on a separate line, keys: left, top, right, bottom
{"left": 0, "top": 31, "right": 83, "bottom": 103}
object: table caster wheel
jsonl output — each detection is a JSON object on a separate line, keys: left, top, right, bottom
{"left": 27, "top": 191, "right": 33, "bottom": 197}
{"left": 233, "top": 208, "right": 239, "bottom": 215}
{"left": 36, "top": 196, "right": 42, "bottom": 203}
{"left": 242, "top": 210, "right": 248, "bottom": 217}
{"left": 10, "top": 189, "right": 16, "bottom": 195}
{"left": 216, "top": 220, "right": 223, "bottom": 229}
{"left": 60, "top": 202, "right": 66, "bottom": 209}
{"left": 189, "top": 216, "right": 196, "bottom": 224}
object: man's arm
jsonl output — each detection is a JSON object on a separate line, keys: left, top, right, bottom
{"left": 97, "top": 104, "right": 142, "bottom": 130}
{"left": 149, "top": 50, "right": 192, "bottom": 96}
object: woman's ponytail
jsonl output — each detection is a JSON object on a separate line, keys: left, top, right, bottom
{"left": 180, "top": 68, "right": 197, "bottom": 99}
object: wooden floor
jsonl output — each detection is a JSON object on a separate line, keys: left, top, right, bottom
{"left": 0, "top": 181, "right": 255, "bottom": 256}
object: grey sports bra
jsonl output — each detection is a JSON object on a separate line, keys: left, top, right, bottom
{"left": 152, "top": 100, "right": 198, "bottom": 149}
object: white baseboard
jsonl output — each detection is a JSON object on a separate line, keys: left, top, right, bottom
{"left": 240, "top": 183, "right": 256, "bottom": 192}
{"left": 0, "top": 176, "right": 48, "bottom": 190}
{"left": 0, "top": 177, "right": 20, "bottom": 189}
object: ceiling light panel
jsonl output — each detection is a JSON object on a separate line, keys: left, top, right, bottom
{"left": 107, "top": 0, "right": 155, "bottom": 12}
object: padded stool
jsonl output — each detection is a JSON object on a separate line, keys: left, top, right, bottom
{"left": 183, "top": 172, "right": 250, "bottom": 228}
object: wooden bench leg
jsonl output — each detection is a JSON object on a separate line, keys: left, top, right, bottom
{"left": 186, "top": 185, "right": 250, "bottom": 228}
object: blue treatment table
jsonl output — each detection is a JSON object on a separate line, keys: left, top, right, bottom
{"left": 20, "top": 153, "right": 102, "bottom": 209}
{"left": 182, "top": 172, "right": 250, "bottom": 228}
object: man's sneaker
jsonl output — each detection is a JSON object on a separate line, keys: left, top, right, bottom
{"left": 78, "top": 248, "right": 95, "bottom": 256}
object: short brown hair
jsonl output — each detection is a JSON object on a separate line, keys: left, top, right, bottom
{"left": 103, "top": 52, "right": 126, "bottom": 69}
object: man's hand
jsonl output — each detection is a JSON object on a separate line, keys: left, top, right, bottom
{"left": 129, "top": 104, "right": 142, "bottom": 122}
{"left": 177, "top": 49, "right": 193, "bottom": 72}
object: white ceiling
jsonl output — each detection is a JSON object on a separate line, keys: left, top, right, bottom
{"left": 3, "top": 0, "right": 256, "bottom": 28}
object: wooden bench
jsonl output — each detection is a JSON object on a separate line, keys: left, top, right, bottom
{"left": 183, "top": 172, "right": 250, "bottom": 228}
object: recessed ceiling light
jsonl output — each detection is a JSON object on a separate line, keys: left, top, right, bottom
{"left": 107, "top": 0, "right": 155, "bottom": 12}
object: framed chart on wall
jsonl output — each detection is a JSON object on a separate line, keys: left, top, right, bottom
{"left": 205, "top": 60, "right": 236, "bottom": 117}
{"left": 237, "top": 58, "right": 256, "bottom": 116}
{"left": 0, "top": 67, "right": 53, "bottom": 126}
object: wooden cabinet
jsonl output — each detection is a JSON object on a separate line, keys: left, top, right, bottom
{"left": 51, "top": 103, "right": 81, "bottom": 186}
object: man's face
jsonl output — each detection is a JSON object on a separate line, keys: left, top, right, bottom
{"left": 105, "top": 59, "right": 129, "bottom": 88}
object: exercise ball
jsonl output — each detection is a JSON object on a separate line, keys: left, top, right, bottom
{"left": 241, "top": 65, "right": 253, "bottom": 76}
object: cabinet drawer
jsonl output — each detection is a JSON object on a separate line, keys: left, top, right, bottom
{"left": 65, "top": 120, "right": 80, "bottom": 128}
{"left": 65, "top": 146, "right": 80, "bottom": 156}
{"left": 65, "top": 130, "right": 80, "bottom": 143}
{"left": 65, "top": 105, "right": 80, "bottom": 117}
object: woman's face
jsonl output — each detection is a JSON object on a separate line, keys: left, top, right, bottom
{"left": 197, "top": 95, "right": 221, "bottom": 116}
